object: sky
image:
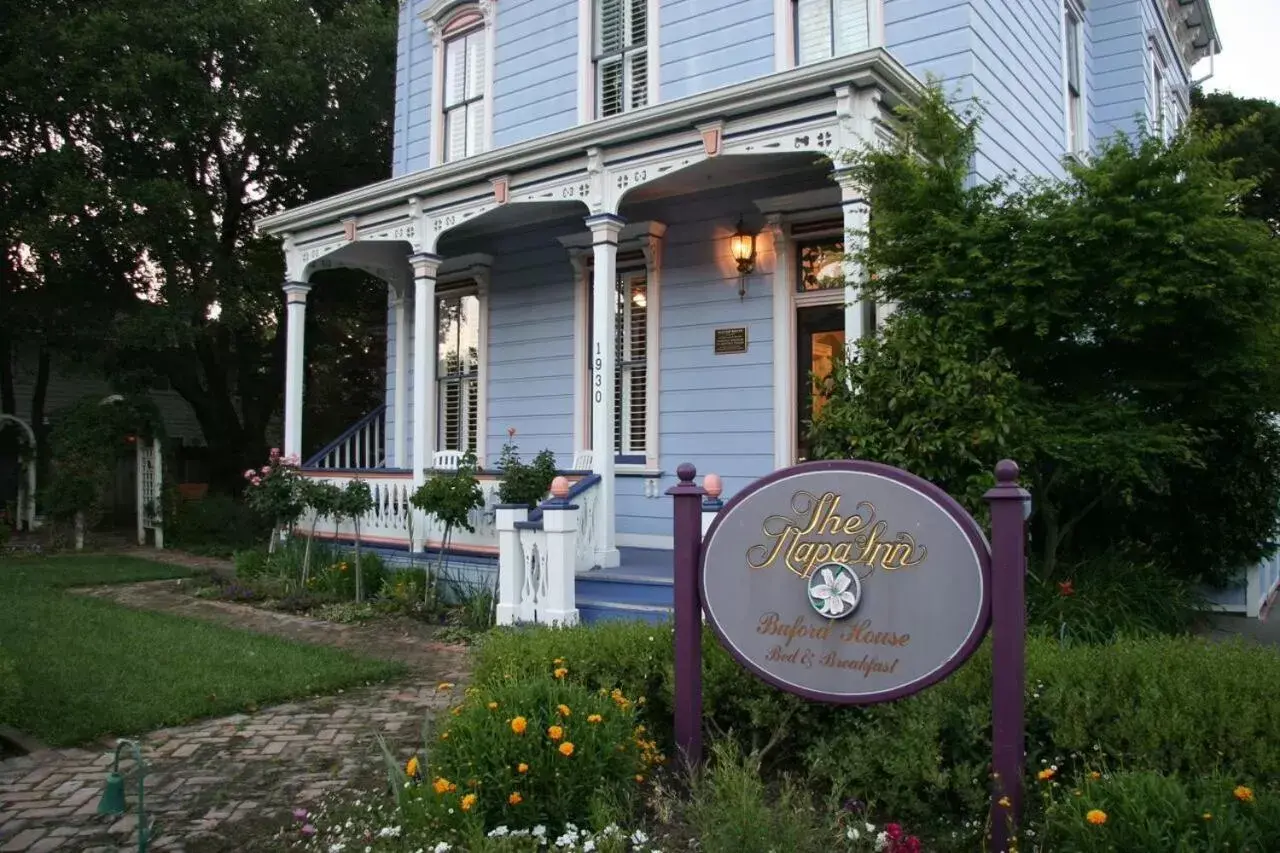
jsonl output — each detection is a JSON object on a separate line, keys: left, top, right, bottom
{"left": 1192, "top": 0, "right": 1280, "bottom": 103}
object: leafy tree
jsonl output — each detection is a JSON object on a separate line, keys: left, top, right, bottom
{"left": 1193, "top": 90, "right": 1280, "bottom": 234}
{"left": 812, "top": 86, "right": 1280, "bottom": 581}
{"left": 336, "top": 480, "right": 375, "bottom": 602}
{"left": 2, "top": 0, "right": 400, "bottom": 492}
{"left": 299, "top": 479, "right": 344, "bottom": 584}
{"left": 410, "top": 453, "right": 485, "bottom": 608}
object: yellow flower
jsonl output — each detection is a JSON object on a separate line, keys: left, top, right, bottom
{"left": 1203, "top": 812, "right": 1213, "bottom": 821}
{"left": 1089, "top": 771, "right": 1102, "bottom": 780}
{"left": 554, "top": 667, "right": 568, "bottom": 679}
{"left": 547, "top": 725, "right": 564, "bottom": 741}
{"left": 437, "top": 682, "right": 454, "bottom": 692}
{"left": 488, "top": 701, "right": 499, "bottom": 710}
{"left": 461, "top": 793, "right": 477, "bottom": 811}
{"left": 558, "top": 741, "right": 575, "bottom": 757}
{"left": 508, "top": 792, "right": 523, "bottom": 805}
{"left": 1037, "top": 768, "right": 1055, "bottom": 782}
{"left": 635, "top": 774, "right": 645, "bottom": 784}
{"left": 1235, "top": 785, "right": 1255, "bottom": 803}
{"left": 440, "top": 731, "right": 450, "bottom": 740}
{"left": 554, "top": 658, "right": 565, "bottom": 665}
{"left": 511, "top": 716, "right": 528, "bottom": 735}
{"left": 432, "top": 777, "right": 452, "bottom": 795}
{"left": 451, "top": 707, "right": 462, "bottom": 717}
{"left": 517, "top": 762, "right": 529, "bottom": 774}
{"left": 405, "top": 756, "right": 420, "bottom": 778}
{"left": 997, "top": 796, "right": 1011, "bottom": 808}
{"left": 587, "top": 714, "right": 603, "bottom": 724}
{"left": 557, "top": 704, "right": 572, "bottom": 717}
{"left": 1086, "top": 809, "right": 1108, "bottom": 826}
{"left": 448, "top": 782, "right": 457, "bottom": 792}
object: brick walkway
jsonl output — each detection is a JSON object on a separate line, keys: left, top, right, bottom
{"left": 0, "top": 569, "right": 471, "bottom": 853}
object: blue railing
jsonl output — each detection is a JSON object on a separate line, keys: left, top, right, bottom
{"left": 305, "top": 404, "right": 388, "bottom": 469}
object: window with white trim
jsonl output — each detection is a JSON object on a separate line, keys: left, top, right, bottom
{"left": 437, "top": 288, "right": 481, "bottom": 453}
{"left": 1063, "top": 1, "right": 1085, "bottom": 154}
{"left": 586, "top": 266, "right": 650, "bottom": 458}
{"left": 441, "top": 17, "right": 486, "bottom": 162}
{"left": 793, "top": 0, "right": 869, "bottom": 66}
{"left": 1153, "top": 54, "right": 1166, "bottom": 139}
{"left": 595, "top": 0, "right": 648, "bottom": 118}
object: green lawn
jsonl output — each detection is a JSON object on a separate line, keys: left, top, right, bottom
{"left": 0, "top": 555, "right": 405, "bottom": 746}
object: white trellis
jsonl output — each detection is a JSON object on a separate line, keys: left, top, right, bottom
{"left": 136, "top": 436, "right": 164, "bottom": 549}
{"left": 0, "top": 414, "right": 38, "bottom": 531}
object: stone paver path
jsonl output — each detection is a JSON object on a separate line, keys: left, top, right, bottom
{"left": 0, "top": 572, "right": 470, "bottom": 853}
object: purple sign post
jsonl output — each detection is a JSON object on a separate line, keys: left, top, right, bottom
{"left": 671, "top": 459, "right": 1029, "bottom": 846}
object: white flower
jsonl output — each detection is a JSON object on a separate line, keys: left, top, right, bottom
{"left": 631, "top": 830, "right": 649, "bottom": 845}
{"left": 488, "top": 826, "right": 510, "bottom": 838}
{"left": 583, "top": 841, "right": 596, "bottom": 852}
{"left": 432, "top": 844, "right": 452, "bottom": 853}
{"left": 875, "top": 831, "right": 890, "bottom": 852}
{"left": 555, "top": 833, "right": 576, "bottom": 847}
{"left": 847, "top": 827, "right": 861, "bottom": 841}
{"left": 329, "top": 845, "right": 345, "bottom": 853}
{"left": 533, "top": 825, "right": 547, "bottom": 838}
{"left": 565, "top": 823, "right": 580, "bottom": 835}
{"left": 810, "top": 566, "right": 858, "bottom": 616}
{"left": 866, "top": 823, "right": 876, "bottom": 833}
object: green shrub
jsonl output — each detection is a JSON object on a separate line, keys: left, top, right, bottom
{"left": 398, "top": 678, "right": 657, "bottom": 835}
{"left": 1036, "top": 771, "right": 1280, "bottom": 852}
{"left": 495, "top": 437, "right": 558, "bottom": 507}
{"left": 233, "top": 548, "right": 270, "bottom": 580}
{"left": 475, "top": 623, "right": 1280, "bottom": 845}
{"left": 168, "top": 494, "right": 270, "bottom": 557}
{"left": 1027, "top": 554, "right": 1205, "bottom": 643}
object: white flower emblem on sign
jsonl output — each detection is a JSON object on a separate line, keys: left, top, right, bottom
{"left": 808, "top": 563, "right": 862, "bottom": 619}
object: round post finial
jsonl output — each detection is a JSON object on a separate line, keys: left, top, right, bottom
{"left": 550, "top": 476, "right": 570, "bottom": 499}
{"left": 994, "top": 459, "right": 1020, "bottom": 485}
{"left": 677, "top": 462, "right": 697, "bottom": 483}
{"left": 703, "top": 473, "right": 723, "bottom": 499}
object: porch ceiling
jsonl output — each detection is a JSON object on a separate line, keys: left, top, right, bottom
{"left": 619, "top": 152, "right": 826, "bottom": 207}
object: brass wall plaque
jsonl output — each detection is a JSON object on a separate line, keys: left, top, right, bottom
{"left": 714, "top": 327, "right": 748, "bottom": 354}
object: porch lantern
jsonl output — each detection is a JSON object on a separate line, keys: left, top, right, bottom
{"left": 729, "top": 217, "right": 756, "bottom": 299}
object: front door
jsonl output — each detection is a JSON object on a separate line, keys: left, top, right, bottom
{"left": 795, "top": 304, "right": 845, "bottom": 462}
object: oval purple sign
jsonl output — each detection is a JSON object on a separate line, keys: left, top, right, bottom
{"left": 700, "top": 460, "right": 992, "bottom": 704}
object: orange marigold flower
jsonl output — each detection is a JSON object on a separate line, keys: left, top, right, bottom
{"left": 508, "top": 792, "right": 523, "bottom": 805}
{"left": 1037, "top": 768, "right": 1055, "bottom": 782}
{"left": 510, "top": 716, "right": 528, "bottom": 735}
{"left": 461, "top": 793, "right": 477, "bottom": 811}
{"left": 1086, "top": 809, "right": 1107, "bottom": 826}
{"left": 554, "top": 667, "right": 568, "bottom": 679}
{"left": 517, "top": 762, "right": 529, "bottom": 774}
{"left": 432, "top": 777, "right": 452, "bottom": 795}
{"left": 487, "top": 701, "right": 499, "bottom": 710}
{"left": 405, "top": 756, "right": 420, "bottom": 778}
{"left": 547, "top": 725, "right": 564, "bottom": 741}
{"left": 587, "top": 714, "right": 603, "bottom": 724}
{"left": 554, "top": 658, "right": 565, "bottom": 665}
{"left": 437, "top": 682, "right": 455, "bottom": 692}
{"left": 997, "top": 796, "right": 1011, "bottom": 808}
{"left": 1235, "top": 786, "right": 1255, "bottom": 803}
{"left": 557, "top": 704, "right": 571, "bottom": 717}
{"left": 1089, "top": 771, "right": 1102, "bottom": 781}
{"left": 558, "top": 741, "right": 575, "bottom": 757}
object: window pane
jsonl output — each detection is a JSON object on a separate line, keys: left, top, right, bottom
{"left": 466, "top": 102, "right": 485, "bottom": 157}
{"left": 797, "top": 239, "right": 845, "bottom": 291}
{"left": 1065, "top": 12, "right": 1080, "bottom": 93}
{"left": 444, "top": 37, "right": 467, "bottom": 107}
{"left": 465, "top": 31, "right": 485, "bottom": 100}
{"left": 795, "top": 0, "right": 833, "bottom": 66}
{"left": 834, "top": 0, "right": 869, "bottom": 55}
{"left": 598, "top": 56, "right": 624, "bottom": 117}
{"left": 629, "top": 0, "right": 646, "bottom": 46}
{"left": 628, "top": 51, "right": 648, "bottom": 110}
{"left": 596, "top": 0, "right": 624, "bottom": 53}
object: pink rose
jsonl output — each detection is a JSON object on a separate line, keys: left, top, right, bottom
{"left": 269, "top": 447, "right": 281, "bottom": 459}
{"left": 243, "top": 469, "right": 255, "bottom": 479}
{"left": 250, "top": 476, "right": 261, "bottom": 486}
{"left": 261, "top": 465, "right": 271, "bottom": 475}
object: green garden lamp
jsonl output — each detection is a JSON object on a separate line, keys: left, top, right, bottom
{"left": 97, "top": 739, "right": 154, "bottom": 853}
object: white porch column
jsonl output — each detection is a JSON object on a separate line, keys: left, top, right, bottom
{"left": 586, "top": 214, "right": 623, "bottom": 569}
{"left": 410, "top": 253, "right": 442, "bottom": 481}
{"left": 392, "top": 288, "right": 409, "bottom": 468}
{"left": 282, "top": 282, "right": 311, "bottom": 460}
{"left": 835, "top": 170, "right": 870, "bottom": 346}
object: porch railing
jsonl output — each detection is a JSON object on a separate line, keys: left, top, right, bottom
{"left": 305, "top": 405, "right": 387, "bottom": 470}
{"left": 497, "top": 481, "right": 581, "bottom": 626}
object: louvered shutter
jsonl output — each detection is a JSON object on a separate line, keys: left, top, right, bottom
{"left": 628, "top": 0, "right": 648, "bottom": 110}
{"left": 795, "top": 0, "right": 832, "bottom": 66}
{"left": 595, "top": 0, "right": 646, "bottom": 117}
{"left": 626, "top": 280, "right": 647, "bottom": 453}
{"left": 834, "top": 0, "right": 869, "bottom": 54}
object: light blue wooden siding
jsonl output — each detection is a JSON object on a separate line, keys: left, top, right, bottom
{"left": 659, "top": 0, "right": 775, "bottom": 101}
{"left": 482, "top": 228, "right": 578, "bottom": 465}
{"left": 393, "top": 0, "right": 434, "bottom": 176}
{"left": 968, "top": 0, "right": 1068, "bottom": 180}
{"left": 884, "top": 0, "right": 977, "bottom": 91}
{"left": 492, "top": 0, "right": 579, "bottom": 148}
{"left": 1139, "top": 0, "right": 1191, "bottom": 127}
{"left": 1087, "top": 0, "right": 1145, "bottom": 143}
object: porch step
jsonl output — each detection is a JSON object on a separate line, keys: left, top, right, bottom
{"left": 575, "top": 548, "right": 674, "bottom": 623}
{"left": 577, "top": 598, "right": 673, "bottom": 625}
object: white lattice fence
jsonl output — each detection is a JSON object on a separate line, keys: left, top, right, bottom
{"left": 135, "top": 437, "right": 164, "bottom": 549}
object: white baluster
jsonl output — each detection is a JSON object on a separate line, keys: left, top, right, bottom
{"left": 519, "top": 528, "right": 539, "bottom": 623}
{"left": 540, "top": 478, "right": 580, "bottom": 626}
